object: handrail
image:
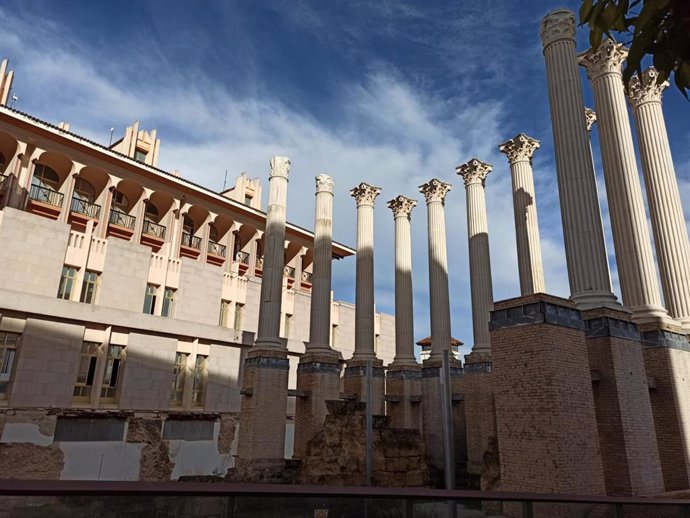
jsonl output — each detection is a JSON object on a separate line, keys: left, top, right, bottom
{"left": 142, "top": 219, "right": 166, "bottom": 239}
{"left": 301, "top": 271, "right": 313, "bottom": 283}
{"left": 29, "top": 184, "right": 64, "bottom": 207}
{"left": 255, "top": 255, "right": 264, "bottom": 268}
{"left": 109, "top": 208, "right": 136, "bottom": 229}
{"left": 234, "top": 250, "right": 250, "bottom": 264}
{"left": 284, "top": 265, "right": 296, "bottom": 278}
{"left": 70, "top": 196, "right": 101, "bottom": 219}
{"left": 181, "top": 231, "right": 202, "bottom": 250}
{"left": 207, "top": 240, "right": 226, "bottom": 257}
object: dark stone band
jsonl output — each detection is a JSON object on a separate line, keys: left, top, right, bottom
{"left": 642, "top": 330, "right": 690, "bottom": 351}
{"left": 386, "top": 369, "right": 423, "bottom": 381}
{"left": 422, "top": 366, "right": 463, "bottom": 378}
{"left": 464, "top": 362, "right": 492, "bottom": 374}
{"left": 244, "top": 356, "right": 290, "bottom": 370}
{"left": 343, "top": 366, "right": 386, "bottom": 378}
{"left": 297, "top": 362, "right": 341, "bottom": 374}
{"left": 490, "top": 301, "right": 583, "bottom": 331}
{"left": 585, "top": 316, "right": 641, "bottom": 341}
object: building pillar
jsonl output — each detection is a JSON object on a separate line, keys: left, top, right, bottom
{"left": 498, "top": 134, "right": 546, "bottom": 296}
{"left": 344, "top": 182, "right": 384, "bottom": 415}
{"left": 580, "top": 40, "right": 668, "bottom": 324}
{"left": 385, "top": 195, "right": 421, "bottom": 431}
{"left": 627, "top": 67, "right": 690, "bottom": 329}
{"left": 540, "top": 9, "right": 617, "bottom": 309}
{"left": 456, "top": 159, "right": 494, "bottom": 357}
{"left": 294, "top": 174, "right": 341, "bottom": 459}
{"left": 236, "top": 156, "right": 291, "bottom": 475}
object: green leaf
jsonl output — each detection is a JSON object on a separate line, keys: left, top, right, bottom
{"left": 579, "top": 0, "right": 595, "bottom": 24}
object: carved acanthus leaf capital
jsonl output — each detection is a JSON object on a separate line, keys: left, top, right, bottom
{"left": 456, "top": 158, "right": 492, "bottom": 187}
{"left": 350, "top": 182, "right": 381, "bottom": 207}
{"left": 315, "top": 174, "right": 334, "bottom": 194}
{"left": 627, "top": 67, "right": 667, "bottom": 107}
{"left": 419, "top": 178, "right": 452, "bottom": 205}
{"left": 584, "top": 108, "right": 597, "bottom": 131}
{"left": 579, "top": 39, "right": 628, "bottom": 80}
{"left": 269, "top": 156, "right": 291, "bottom": 179}
{"left": 498, "top": 133, "right": 540, "bottom": 164}
{"left": 387, "top": 195, "right": 417, "bottom": 219}
{"left": 540, "top": 9, "right": 576, "bottom": 48}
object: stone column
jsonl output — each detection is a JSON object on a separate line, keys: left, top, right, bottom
{"left": 628, "top": 67, "right": 690, "bottom": 328}
{"left": 456, "top": 159, "right": 494, "bottom": 356}
{"left": 540, "top": 9, "right": 617, "bottom": 309}
{"left": 344, "top": 182, "right": 384, "bottom": 415}
{"left": 498, "top": 134, "right": 546, "bottom": 296}
{"left": 236, "top": 156, "right": 291, "bottom": 476}
{"left": 294, "top": 174, "right": 341, "bottom": 458}
{"left": 386, "top": 195, "right": 422, "bottom": 430}
{"left": 580, "top": 40, "right": 668, "bottom": 323}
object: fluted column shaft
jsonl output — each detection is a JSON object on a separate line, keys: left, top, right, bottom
{"left": 307, "top": 174, "right": 335, "bottom": 350}
{"left": 580, "top": 42, "right": 666, "bottom": 321}
{"left": 255, "top": 156, "right": 290, "bottom": 348}
{"left": 540, "top": 10, "right": 616, "bottom": 307}
{"left": 629, "top": 69, "right": 690, "bottom": 326}
{"left": 419, "top": 179, "right": 452, "bottom": 359}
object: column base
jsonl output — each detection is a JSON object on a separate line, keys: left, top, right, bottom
{"left": 236, "top": 348, "right": 289, "bottom": 465}
{"left": 343, "top": 358, "right": 385, "bottom": 415}
{"left": 630, "top": 304, "right": 673, "bottom": 326}
{"left": 293, "top": 351, "right": 341, "bottom": 459}
{"left": 385, "top": 363, "right": 422, "bottom": 431}
{"left": 570, "top": 289, "right": 621, "bottom": 311}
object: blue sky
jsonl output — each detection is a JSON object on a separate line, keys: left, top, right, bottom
{"left": 2, "top": 1, "right": 689, "bottom": 355}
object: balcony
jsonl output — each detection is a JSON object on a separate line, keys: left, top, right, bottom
{"left": 254, "top": 255, "right": 264, "bottom": 277}
{"left": 301, "top": 270, "right": 313, "bottom": 291}
{"left": 180, "top": 231, "right": 202, "bottom": 260}
{"left": 107, "top": 208, "right": 136, "bottom": 240}
{"left": 234, "top": 250, "right": 250, "bottom": 275}
{"left": 70, "top": 196, "right": 101, "bottom": 219}
{"left": 141, "top": 219, "right": 166, "bottom": 252}
{"left": 207, "top": 240, "right": 227, "bottom": 267}
{"left": 284, "top": 265, "right": 296, "bottom": 288}
{"left": 27, "top": 184, "right": 64, "bottom": 219}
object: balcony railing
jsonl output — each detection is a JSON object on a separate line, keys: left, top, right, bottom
{"left": 29, "top": 184, "right": 64, "bottom": 208}
{"left": 284, "top": 265, "right": 296, "bottom": 279}
{"left": 109, "top": 208, "right": 136, "bottom": 229}
{"left": 234, "top": 250, "right": 250, "bottom": 264}
{"left": 207, "top": 240, "right": 226, "bottom": 257}
{"left": 70, "top": 196, "right": 101, "bottom": 219}
{"left": 142, "top": 219, "right": 166, "bottom": 239}
{"left": 302, "top": 271, "right": 313, "bottom": 283}
{"left": 255, "top": 256, "right": 264, "bottom": 269}
{"left": 181, "top": 231, "right": 202, "bottom": 250}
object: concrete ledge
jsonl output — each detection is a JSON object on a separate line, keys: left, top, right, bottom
{"left": 463, "top": 362, "right": 492, "bottom": 374}
{"left": 642, "top": 329, "right": 690, "bottom": 351}
{"left": 343, "top": 366, "right": 385, "bottom": 378}
{"left": 584, "top": 316, "right": 641, "bottom": 341}
{"left": 386, "top": 369, "right": 422, "bottom": 381}
{"left": 490, "top": 296, "right": 583, "bottom": 331}
{"left": 244, "top": 356, "right": 290, "bottom": 370}
{"left": 296, "top": 362, "right": 340, "bottom": 374}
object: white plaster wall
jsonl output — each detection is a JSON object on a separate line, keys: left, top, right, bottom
{"left": 98, "top": 237, "right": 151, "bottom": 312}
{"left": 175, "top": 257, "right": 223, "bottom": 326}
{"left": 168, "top": 422, "right": 234, "bottom": 479}
{"left": 1, "top": 422, "right": 52, "bottom": 446}
{"left": 59, "top": 441, "right": 143, "bottom": 480}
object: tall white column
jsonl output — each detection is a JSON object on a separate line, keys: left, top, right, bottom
{"left": 388, "top": 195, "right": 418, "bottom": 365}
{"left": 456, "top": 159, "right": 494, "bottom": 355}
{"left": 307, "top": 174, "right": 336, "bottom": 350}
{"left": 628, "top": 67, "right": 690, "bottom": 327}
{"left": 498, "top": 134, "right": 546, "bottom": 296}
{"left": 419, "top": 179, "right": 452, "bottom": 360}
{"left": 350, "top": 182, "right": 381, "bottom": 360}
{"left": 255, "top": 156, "right": 291, "bottom": 349}
{"left": 580, "top": 41, "right": 668, "bottom": 323}
{"left": 540, "top": 9, "right": 617, "bottom": 308}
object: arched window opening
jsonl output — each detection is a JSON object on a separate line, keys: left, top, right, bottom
{"left": 112, "top": 189, "right": 130, "bottom": 211}
{"left": 209, "top": 224, "right": 219, "bottom": 243}
{"left": 144, "top": 201, "right": 160, "bottom": 223}
{"left": 183, "top": 214, "right": 195, "bottom": 235}
{"left": 32, "top": 163, "right": 60, "bottom": 190}
{"left": 73, "top": 177, "right": 96, "bottom": 203}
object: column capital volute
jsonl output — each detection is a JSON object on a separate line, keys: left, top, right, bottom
{"left": 498, "top": 133, "right": 540, "bottom": 164}
{"left": 584, "top": 107, "right": 597, "bottom": 131}
{"left": 350, "top": 182, "right": 381, "bottom": 207}
{"left": 627, "top": 66, "right": 667, "bottom": 107}
{"left": 456, "top": 158, "right": 492, "bottom": 187}
{"left": 387, "top": 195, "right": 417, "bottom": 219}
{"left": 269, "top": 156, "right": 290, "bottom": 179}
{"left": 315, "top": 173, "right": 334, "bottom": 194}
{"left": 579, "top": 39, "right": 628, "bottom": 80}
{"left": 540, "top": 9, "right": 576, "bottom": 49}
{"left": 419, "top": 178, "right": 451, "bottom": 205}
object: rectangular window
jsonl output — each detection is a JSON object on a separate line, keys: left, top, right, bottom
{"left": 143, "top": 284, "right": 157, "bottom": 314}
{"left": 170, "top": 352, "right": 188, "bottom": 405}
{"left": 191, "top": 355, "right": 208, "bottom": 407}
{"left": 162, "top": 419, "right": 214, "bottom": 441}
{"left": 0, "top": 331, "right": 20, "bottom": 398}
{"left": 80, "top": 270, "right": 100, "bottom": 304}
{"left": 161, "top": 288, "right": 175, "bottom": 318}
{"left": 219, "top": 300, "right": 230, "bottom": 327}
{"left": 243, "top": 194, "right": 252, "bottom": 206}
{"left": 54, "top": 417, "right": 125, "bottom": 442}
{"left": 134, "top": 149, "right": 147, "bottom": 163}
{"left": 233, "top": 303, "right": 244, "bottom": 331}
{"left": 100, "top": 345, "right": 124, "bottom": 402}
{"left": 57, "top": 266, "right": 78, "bottom": 300}
{"left": 73, "top": 342, "right": 100, "bottom": 402}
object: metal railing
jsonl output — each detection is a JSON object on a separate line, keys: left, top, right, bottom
{"left": 207, "top": 240, "right": 226, "bottom": 257}
{"left": 29, "top": 184, "right": 64, "bottom": 207}
{"left": 70, "top": 196, "right": 101, "bottom": 219}
{"left": 301, "top": 270, "right": 313, "bottom": 283}
{"left": 284, "top": 265, "right": 296, "bottom": 278}
{"left": 181, "top": 231, "right": 202, "bottom": 250}
{"left": 234, "top": 250, "right": 250, "bottom": 264}
{"left": 142, "top": 219, "right": 166, "bottom": 239}
{"left": 255, "top": 256, "right": 264, "bottom": 269}
{"left": 109, "top": 208, "right": 136, "bottom": 229}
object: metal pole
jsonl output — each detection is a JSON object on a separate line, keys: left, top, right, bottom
{"left": 365, "top": 359, "right": 373, "bottom": 487}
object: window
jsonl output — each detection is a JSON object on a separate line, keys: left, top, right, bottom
{"left": 0, "top": 151, "right": 6, "bottom": 171}
{"left": 100, "top": 345, "right": 124, "bottom": 402}
{"left": 80, "top": 270, "right": 100, "bottom": 304}
{"left": 73, "top": 342, "right": 99, "bottom": 402}
{"left": 209, "top": 224, "right": 219, "bottom": 243}
{"left": 183, "top": 214, "right": 195, "bottom": 235}
{"left": 191, "top": 355, "right": 207, "bottom": 406}
{"left": 32, "top": 163, "right": 60, "bottom": 189}
{"left": 144, "top": 201, "right": 159, "bottom": 222}
{"left": 143, "top": 284, "right": 157, "bottom": 314}
{"left": 134, "top": 148, "right": 147, "bottom": 163}
{"left": 233, "top": 303, "right": 244, "bottom": 331}
{"left": 170, "top": 352, "right": 188, "bottom": 405}
{"left": 58, "top": 266, "right": 78, "bottom": 300}
{"left": 219, "top": 300, "right": 230, "bottom": 327}
{"left": 73, "top": 177, "right": 95, "bottom": 203}
{"left": 54, "top": 417, "right": 125, "bottom": 442}
{"left": 162, "top": 419, "right": 214, "bottom": 440}
{"left": 111, "top": 189, "right": 129, "bottom": 211}
{"left": 0, "top": 331, "right": 20, "bottom": 398}
{"left": 162, "top": 288, "right": 175, "bottom": 318}
{"left": 243, "top": 194, "right": 253, "bottom": 206}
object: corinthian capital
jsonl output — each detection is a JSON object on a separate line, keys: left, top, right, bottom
{"left": 540, "top": 9, "right": 576, "bottom": 49}
{"left": 269, "top": 156, "right": 291, "bottom": 179}
{"left": 584, "top": 107, "right": 597, "bottom": 131}
{"left": 456, "top": 158, "right": 492, "bottom": 187}
{"left": 350, "top": 182, "right": 381, "bottom": 207}
{"left": 498, "top": 133, "right": 540, "bottom": 164}
{"left": 419, "top": 179, "right": 451, "bottom": 205}
{"left": 387, "top": 195, "right": 417, "bottom": 219}
{"left": 315, "top": 174, "right": 334, "bottom": 194}
{"left": 627, "top": 67, "right": 668, "bottom": 107}
{"left": 579, "top": 39, "right": 628, "bottom": 80}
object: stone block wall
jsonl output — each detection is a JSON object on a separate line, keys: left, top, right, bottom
{"left": 98, "top": 237, "right": 151, "bottom": 312}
